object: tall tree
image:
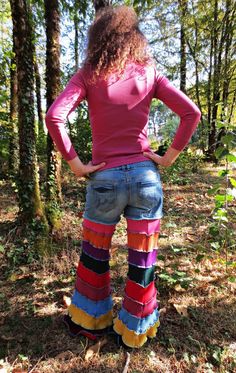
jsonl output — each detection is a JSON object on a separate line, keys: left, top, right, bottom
{"left": 178, "top": 0, "right": 187, "bottom": 93}
{"left": 44, "top": 0, "right": 62, "bottom": 226}
{"left": 10, "top": 0, "right": 48, "bottom": 227}
{"left": 8, "top": 44, "right": 18, "bottom": 176}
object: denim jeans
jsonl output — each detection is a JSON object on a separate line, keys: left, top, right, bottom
{"left": 83, "top": 160, "right": 163, "bottom": 225}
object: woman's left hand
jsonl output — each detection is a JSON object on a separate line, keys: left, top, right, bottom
{"left": 68, "top": 156, "right": 106, "bottom": 178}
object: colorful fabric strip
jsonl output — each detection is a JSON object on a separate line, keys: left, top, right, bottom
{"left": 83, "top": 218, "right": 116, "bottom": 234}
{"left": 69, "top": 303, "right": 113, "bottom": 330}
{"left": 123, "top": 294, "right": 157, "bottom": 318}
{"left": 83, "top": 226, "right": 112, "bottom": 249}
{"left": 71, "top": 289, "right": 113, "bottom": 318}
{"left": 127, "top": 219, "right": 161, "bottom": 235}
{"left": 76, "top": 277, "right": 111, "bottom": 301}
{"left": 82, "top": 241, "right": 110, "bottom": 261}
{"left": 77, "top": 262, "right": 110, "bottom": 287}
{"left": 128, "top": 265, "right": 155, "bottom": 287}
{"left": 125, "top": 280, "right": 156, "bottom": 303}
{"left": 80, "top": 252, "right": 109, "bottom": 274}
{"left": 128, "top": 248, "right": 157, "bottom": 268}
{"left": 118, "top": 307, "right": 159, "bottom": 334}
{"left": 127, "top": 231, "right": 159, "bottom": 252}
{"left": 113, "top": 317, "right": 160, "bottom": 348}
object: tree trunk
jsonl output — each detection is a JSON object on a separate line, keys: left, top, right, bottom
{"left": 44, "top": 0, "right": 62, "bottom": 225}
{"left": 10, "top": 0, "right": 48, "bottom": 228}
{"left": 178, "top": 0, "right": 187, "bottom": 93}
{"left": 8, "top": 49, "right": 19, "bottom": 176}
{"left": 93, "top": 0, "right": 111, "bottom": 13}
{"left": 34, "top": 60, "right": 44, "bottom": 135}
{"left": 74, "top": 9, "right": 79, "bottom": 72}
{"left": 208, "top": 0, "right": 220, "bottom": 158}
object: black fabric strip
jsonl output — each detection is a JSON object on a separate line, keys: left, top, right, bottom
{"left": 128, "top": 264, "right": 155, "bottom": 286}
{"left": 80, "top": 251, "right": 109, "bottom": 274}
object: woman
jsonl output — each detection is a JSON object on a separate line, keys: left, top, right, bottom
{"left": 46, "top": 5, "right": 201, "bottom": 348}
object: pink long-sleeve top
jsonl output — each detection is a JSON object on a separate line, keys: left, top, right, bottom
{"left": 45, "top": 62, "right": 201, "bottom": 170}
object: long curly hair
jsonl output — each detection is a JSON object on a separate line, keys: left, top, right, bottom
{"left": 84, "top": 5, "right": 151, "bottom": 82}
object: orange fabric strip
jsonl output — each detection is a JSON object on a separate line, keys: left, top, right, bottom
{"left": 83, "top": 226, "right": 112, "bottom": 249}
{"left": 127, "top": 232, "right": 159, "bottom": 252}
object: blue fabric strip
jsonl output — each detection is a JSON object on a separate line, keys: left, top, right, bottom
{"left": 71, "top": 289, "right": 113, "bottom": 318}
{"left": 118, "top": 307, "right": 159, "bottom": 334}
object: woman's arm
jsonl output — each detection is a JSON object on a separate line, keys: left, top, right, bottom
{"left": 144, "top": 76, "right": 201, "bottom": 166}
{"left": 45, "top": 71, "right": 105, "bottom": 176}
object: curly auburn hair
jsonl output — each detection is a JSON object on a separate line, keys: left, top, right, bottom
{"left": 83, "top": 5, "right": 151, "bottom": 82}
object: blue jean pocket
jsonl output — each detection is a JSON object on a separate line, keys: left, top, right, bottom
{"left": 136, "top": 181, "right": 163, "bottom": 210}
{"left": 89, "top": 182, "right": 117, "bottom": 212}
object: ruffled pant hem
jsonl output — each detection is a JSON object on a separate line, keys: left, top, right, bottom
{"left": 68, "top": 304, "right": 113, "bottom": 330}
{"left": 113, "top": 317, "right": 160, "bottom": 348}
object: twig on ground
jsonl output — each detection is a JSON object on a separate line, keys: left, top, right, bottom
{"left": 28, "top": 356, "right": 44, "bottom": 373}
{"left": 122, "top": 351, "right": 131, "bottom": 373}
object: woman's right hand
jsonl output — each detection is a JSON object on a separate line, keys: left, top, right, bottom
{"left": 143, "top": 146, "right": 181, "bottom": 168}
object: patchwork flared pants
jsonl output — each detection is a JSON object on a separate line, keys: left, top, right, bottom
{"left": 68, "top": 217, "right": 161, "bottom": 348}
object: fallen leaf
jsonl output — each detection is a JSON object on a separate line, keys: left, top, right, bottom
{"left": 111, "top": 247, "right": 119, "bottom": 255}
{"left": 173, "top": 304, "right": 189, "bottom": 317}
{"left": 186, "top": 234, "right": 196, "bottom": 242}
{"left": 159, "top": 307, "right": 167, "bottom": 316}
{"left": 1, "top": 334, "right": 15, "bottom": 341}
{"left": 174, "top": 284, "right": 186, "bottom": 292}
{"left": 55, "top": 351, "right": 74, "bottom": 360}
{"left": 85, "top": 338, "right": 107, "bottom": 361}
{"left": 175, "top": 196, "right": 184, "bottom": 201}
{"left": 113, "top": 296, "right": 122, "bottom": 304}
{"left": 8, "top": 273, "right": 31, "bottom": 282}
{"left": 62, "top": 295, "right": 71, "bottom": 308}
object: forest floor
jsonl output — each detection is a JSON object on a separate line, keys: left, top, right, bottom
{"left": 0, "top": 161, "right": 235, "bottom": 373}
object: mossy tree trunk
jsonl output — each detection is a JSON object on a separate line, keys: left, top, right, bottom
{"left": 10, "top": 0, "right": 48, "bottom": 229}
{"left": 44, "top": 0, "right": 62, "bottom": 228}
{"left": 8, "top": 44, "right": 19, "bottom": 176}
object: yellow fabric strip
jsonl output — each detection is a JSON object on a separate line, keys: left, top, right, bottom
{"left": 113, "top": 317, "right": 160, "bottom": 348}
{"left": 68, "top": 303, "right": 113, "bottom": 330}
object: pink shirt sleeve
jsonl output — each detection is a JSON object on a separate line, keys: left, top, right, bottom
{"left": 45, "top": 70, "right": 86, "bottom": 161}
{"left": 155, "top": 74, "right": 201, "bottom": 151}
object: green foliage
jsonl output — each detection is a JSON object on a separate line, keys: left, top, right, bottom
{"left": 161, "top": 148, "right": 203, "bottom": 185}
{"left": 208, "top": 121, "right": 236, "bottom": 268}
{"left": 71, "top": 104, "right": 92, "bottom": 164}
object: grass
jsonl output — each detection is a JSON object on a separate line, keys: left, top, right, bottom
{"left": 0, "top": 161, "right": 235, "bottom": 372}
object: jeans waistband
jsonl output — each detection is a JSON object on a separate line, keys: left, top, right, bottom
{"left": 107, "top": 160, "right": 156, "bottom": 171}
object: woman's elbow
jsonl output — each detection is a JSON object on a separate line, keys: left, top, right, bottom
{"left": 45, "top": 109, "right": 53, "bottom": 129}
{"left": 193, "top": 107, "right": 201, "bottom": 123}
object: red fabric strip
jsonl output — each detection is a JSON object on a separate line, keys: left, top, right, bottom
{"left": 76, "top": 276, "right": 111, "bottom": 301}
{"left": 123, "top": 294, "right": 158, "bottom": 318}
{"left": 125, "top": 279, "right": 156, "bottom": 303}
{"left": 77, "top": 262, "right": 110, "bottom": 288}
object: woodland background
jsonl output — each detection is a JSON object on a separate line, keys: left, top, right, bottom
{"left": 0, "top": 0, "right": 236, "bottom": 372}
